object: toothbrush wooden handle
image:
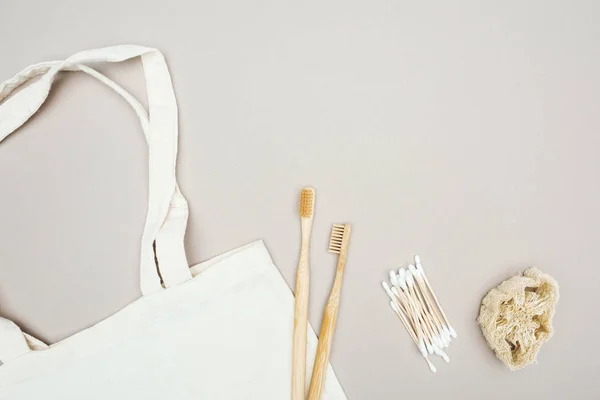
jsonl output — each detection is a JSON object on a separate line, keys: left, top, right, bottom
{"left": 292, "top": 243, "right": 310, "bottom": 400}
{"left": 307, "top": 255, "right": 346, "bottom": 400}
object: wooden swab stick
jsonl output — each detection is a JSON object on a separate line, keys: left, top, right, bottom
{"left": 404, "top": 275, "right": 438, "bottom": 347}
{"left": 415, "top": 271, "right": 448, "bottom": 331}
{"left": 390, "top": 273, "right": 418, "bottom": 323}
{"left": 414, "top": 256, "right": 456, "bottom": 338}
{"left": 413, "top": 273, "right": 450, "bottom": 344}
{"left": 389, "top": 301, "right": 418, "bottom": 344}
{"left": 401, "top": 268, "right": 451, "bottom": 364}
{"left": 395, "top": 270, "right": 422, "bottom": 326}
{"left": 382, "top": 281, "right": 420, "bottom": 338}
{"left": 411, "top": 276, "right": 445, "bottom": 339}
{"left": 384, "top": 279, "right": 438, "bottom": 364}
{"left": 409, "top": 271, "right": 452, "bottom": 358}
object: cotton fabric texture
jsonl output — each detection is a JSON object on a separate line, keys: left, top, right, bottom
{"left": 478, "top": 267, "right": 559, "bottom": 371}
{"left": 0, "top": 45, "right": 347, "bottom": 400}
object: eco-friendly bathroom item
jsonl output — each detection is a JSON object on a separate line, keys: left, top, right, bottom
{"left": 292, "top": 187, "right": 315, "bottom": 400}
{"left": 382, "top": 255, "right": 457, "bottom": 373}
{"left": 308, "top": 224, "right": 352, "bottom": 400}
{"left": 478, "top": 267, "right": 559, "bottom": 371}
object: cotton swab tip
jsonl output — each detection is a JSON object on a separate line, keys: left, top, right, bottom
{"left": 443, "top": 325, "right": 451, "bottom": 337}
{"left": 436, "top": 332, "right": 447, "bottom": 347}
{"left": 425, "top": 358, "right": 437, "bottom": 373}
{"left": 397, "top": 272, "right": 407, "bottom": 290}
{"left": 418, "top": 339, "right": 428, "bottom": 357}
{"left": 390, "top": 272, "right": 399, "bottom": 287}
{"left": 391, "top": 287, "right": 400, "bottom": 298}
{"left": 449, "top": 326, "right": 457, "bottom": 339}
{"left": 408, "top": 263, "right": 419, "bottom": 277}
{"left": 398, "top": 268, "right": 406, "bottom": 280}
{"left": 381, "top": 281, "right": 394, "bottom": 298}
{"left": 406, "top": 272, "right": 415, "bottom": 287}
{"left": 434, "top": 347, "right": 450, "bottom": 363}
{"left": 425, "top": 341, "right": 433, "bottom": 355}
{"left": 442, "top": 334, "right": 451, "bottom": 348}
{"left": 414, "top": 255, "right": 421, "bottom": 266}
{"left": 440, "top": 336, "right": 449, "bottom": 349}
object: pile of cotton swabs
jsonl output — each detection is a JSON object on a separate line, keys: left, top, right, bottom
{"left": 381, "top": 255, "right": 457, "bottom": 373}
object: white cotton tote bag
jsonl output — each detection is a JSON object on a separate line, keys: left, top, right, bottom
{"left": 0, "top": 45, "right": 347, "bottom": 400}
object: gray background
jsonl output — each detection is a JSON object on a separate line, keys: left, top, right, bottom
{"left": 1, "top": 1, "right": 599, "bottom": 398}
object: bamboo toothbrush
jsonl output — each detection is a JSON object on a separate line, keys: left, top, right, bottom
{"left": 292, "top": 187, "right": 315, "bottom": 400}
{"left": 308, "top": 224, "right": 351, "bottom": 400}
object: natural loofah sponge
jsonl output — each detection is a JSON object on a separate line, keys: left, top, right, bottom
{"left": 478, "top": 268, "right": 559, "bottom": 371}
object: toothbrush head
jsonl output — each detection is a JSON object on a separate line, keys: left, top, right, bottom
{"left": 299, "top": 187, "right": 315, "bottom": 219}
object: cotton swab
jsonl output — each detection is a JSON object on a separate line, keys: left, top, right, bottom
{"left": 389, "top": 296, "right": 437, "bottom": 372}
{"left": 381, "top": 255, "right": 456, "bottom": 373}
{"left": 409, "top": 265, "right": 454, "bottom": 361}
{"left": 386, "top": 276, "right": 433, "bottom": 355}
{"left": 409, "top": 267, "right": 448, "bottom": 344}
{"left": 412, "top": 256, "right": 456, "bottom": 343}
{"left": 414, "top": 255, "right": 457, "bottom": 338}
{"left": 411, "top": 262, "right": 449, "bottom": 334}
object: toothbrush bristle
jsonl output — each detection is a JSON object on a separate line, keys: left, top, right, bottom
{"left": 328, "top": 224, "right": 347, "bottom": 254}
{"left": 299, "top": 187, "right": 315, "bottom": 218}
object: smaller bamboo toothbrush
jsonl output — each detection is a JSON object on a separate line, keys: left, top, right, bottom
{"left": 292, "top": 187, "right": 315, "bottom": 400}
{"left": 307, "top": 223, "right": 351, "bottom": 400}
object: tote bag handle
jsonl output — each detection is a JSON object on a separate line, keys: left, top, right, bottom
{"left": 0, "top": 46, "right": 192, "bottom": 362}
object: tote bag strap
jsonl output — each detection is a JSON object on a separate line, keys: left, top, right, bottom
{"left": 0, "top": 318, "right": 34, "bottom": 363}
{"left": 0, "top": 45, "right": 192, "bottom": 299}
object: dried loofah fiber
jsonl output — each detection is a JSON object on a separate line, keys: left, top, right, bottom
{"left": 478, "top": 268, "right": 559, "bottom": 371}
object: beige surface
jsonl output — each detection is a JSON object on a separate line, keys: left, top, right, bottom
{"left": 0, "top": 1, "right": 599, "bottom": 398}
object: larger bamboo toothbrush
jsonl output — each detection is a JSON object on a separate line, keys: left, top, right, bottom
{"left": 308, "top": 223, "right": 352, "bottom": 400}
{"left": 292, "top": 187, "right": 315, "bottom": 400}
